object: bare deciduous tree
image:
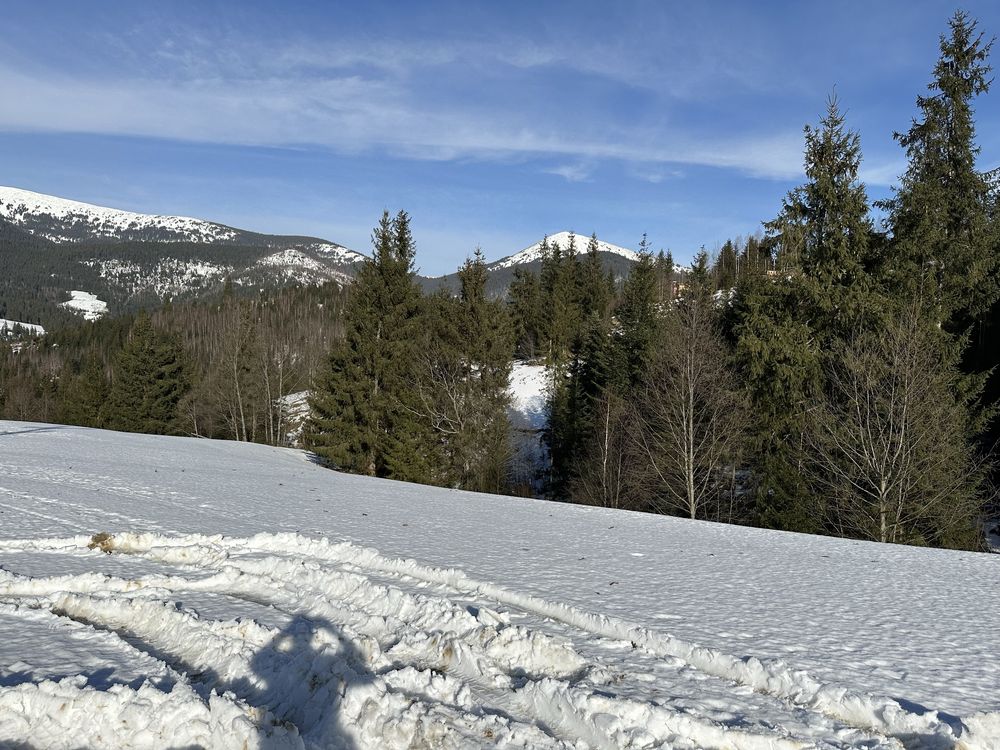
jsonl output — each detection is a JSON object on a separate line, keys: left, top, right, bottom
{"left": 633, "top": 292, "right": 748, "bottom": 520}
{"left": 571, "top": 392, "right": 645, "bottom": 510}
{"left": 805, "top": 306, "right": 987, "bottom": 547}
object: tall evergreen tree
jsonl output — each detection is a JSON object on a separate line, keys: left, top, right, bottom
{"left": 612, "top": 250, "right": 659, "bottom": 391}
{"left": 735, "top": 97, "right": 876, "bottom": 532}
{"left": 57, "top": 356, "right": 107, "bottom": 428}
{"left": 508, "top": 267, "right": 544, "bottom": 359}
{"left": 103, "top": 312, "right": 189, "bottom": 434}
{"left": 423, "top": 249, "right": 514, "bottom": 492}
{"left": 885, "top": 11, "right": 996, "bottom": 329}
{"left": 579, "top": 233, "right": 612, "bottom": 318}
{"left": 654, "top": 250, "right": 674, "bottom": 302}
{"left": 307, "top": 211, "right": 433, "bottom": 481}
{"left": 715, "top": 240, "right": 738, "bottom": 291}
{"left": 766, "top": 96, "right": 877, "bottom": 336}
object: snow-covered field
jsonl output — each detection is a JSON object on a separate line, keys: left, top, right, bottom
{"left": 60, "top": 290, "right": 109, "bottom": 321}
{"left": 0, "top": 319, "right": 45, "bottom": 338}
{"left": 0, "top": 421, "right": 998, "bottom": 749}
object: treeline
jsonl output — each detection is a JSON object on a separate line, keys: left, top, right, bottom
{"left": 306, "top": 212, "right": 515, "bottom": 494}
{"left": 539, "top": 12, "right": 998, "bottom": 550}
{"left": 0, "top": 282, "right": 347, "bottom": 443}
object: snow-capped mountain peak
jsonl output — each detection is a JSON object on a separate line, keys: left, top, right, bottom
{"left": 490, "top": 231, "right": 639, "bottom": 270}
{"left": 0, "top": 186, "right": 240, "bottom": 244}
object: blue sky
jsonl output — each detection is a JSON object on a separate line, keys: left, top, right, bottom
{"left": 2, "top": 1, "right": 999, "bottom": 274}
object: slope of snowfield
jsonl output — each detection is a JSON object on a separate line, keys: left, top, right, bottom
{"left": 0, "top": 186, "right": 239, "bottom": 243}
{"left": 0, "top": 422, "right": 998, "bottom": 749}
{"left": 0, "top": 319, "right": 45, "bottom": 337}
{"left": 60, "top": 290, "right": 109, "bottom": 321}
{"left": 491, "top": 231, "right": 639, "bottom": 270}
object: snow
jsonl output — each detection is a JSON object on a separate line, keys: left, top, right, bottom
{"left": 84, "top": 257, "right": 234, "bottom": 298}
{"left": 302, "top": 242, "right": 367, "bottom": 266}
{"left": 491, "top": 232, "right": 640, "bottom": 270}
{"left": 278, "top": 390, "right": 311, "bottom": 447}
{"left": 507, "top": 362, "right": 549, "bottom": 490}
{"left": 0, "top": 319, "right": 45, "bottom": 337}
{"left": 60, "top": 290, "right": 109, "bottom": 321}
{"left": 0, "top": 420, "right": 998, "bottom": 749}
{"left": 507, "top": 361, "right": 549, "bottom": 431}
{"left": 0, "top": 186, "right": 239, "bottom": 244}
{"left": 254, "top": 249, "right": 354, "bottom": 285}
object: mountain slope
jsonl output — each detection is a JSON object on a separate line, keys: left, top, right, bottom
{"left": 0, "top": 187, "right": 363, "bottom": 262}
{"left": 0, "top": 187, "right": 656, "bottom": 326}
{"left": 489, "top": 231, "right": 639, "bottom": 270}
{"left": 424, "top": 231, "right": 641, "bottom": 297}
{"left": 0, "top": 421, "right": 998, "bottom": 748}
{"left": 0, "top": 187, "right": 367, "bottom": 326}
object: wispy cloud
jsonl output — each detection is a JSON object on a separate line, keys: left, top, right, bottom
{"left": 0, "top": 61, "right": 805, "bottom": 180}
{"left": 0, "top": 18, "right": 809, "bottom": 182}
{"left": 859, "top": 158, "right": 905, "bottom": 187}
{"left": 545, "top": 163, "right": 593, "bottom": 182}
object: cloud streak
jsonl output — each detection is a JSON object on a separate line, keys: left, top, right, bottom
{"left": 0, "top": 59, "right": 805, "bottom": 180}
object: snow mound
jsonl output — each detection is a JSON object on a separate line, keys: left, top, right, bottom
{"left": 60, "top": 290, "right": 108, "bottom": 321}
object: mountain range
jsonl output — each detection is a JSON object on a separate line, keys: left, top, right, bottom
{"left": 0, "top": 186, "right": 641, "bottom": 328}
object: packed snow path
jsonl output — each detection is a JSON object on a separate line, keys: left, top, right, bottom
{"left": 0, "top": 423, "right": 998, "bottom": 749}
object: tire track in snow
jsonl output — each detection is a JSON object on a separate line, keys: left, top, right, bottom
{"left": 220, "top": 531, "right": 980, "bottom": 750}
{"left": 0, "top": 601, "right": 300, "bottom": 750}
{"left": 0, "top": 534, "right": 832, "bottom": 750}
{"left": 97, "top": 537, "right": 823, "bottom": 750}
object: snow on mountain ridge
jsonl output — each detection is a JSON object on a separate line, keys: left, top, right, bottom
{"left": 0, "top": 186, "right": 239, "bottom": 244}
{"left": 490, "top": 231, "right": 639, "bottom": 270}
{"left": 0, "top": 188, "right": 368, "bottom": 267}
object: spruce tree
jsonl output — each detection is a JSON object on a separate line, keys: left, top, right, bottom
{"left": 508, "top": 267, "right": 543, "bottom": 359}
{"left": 579, "top": 234, "right": 612, "bottom": 318}
{"left": 103, "top": 312, "right": 189, "bottom": 434}
{"left": 766, "top": 96, "right": 877, "bottom": 336}
{"left": 886, "top": 11, "right": 996, "bottom": 330}
{"left": 715, "top": 240, "right": 738, "bottom": 291}
{"left": 735, "top": 97, "right": 876, "bottom": 532}
{"left": 654, "top": 250, "right": 674, "bottom": 302}
{"left": 612, "top": 250, "right": 659, "bottom": 392}
{"left": 307, "top": 211, "right": 433, "bottom": 481}
{"left": 58, "top": 356, "right": 107, "bottom": 428}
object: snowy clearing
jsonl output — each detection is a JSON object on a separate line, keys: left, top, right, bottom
{"left": 0, "top": 319, "right": 45, "bottom": 338}
{"left": 0, "top": 421, "right": 997, "bottom": 749}
{"left": 60, "top": 290, "right": 109, "bottom": 321}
